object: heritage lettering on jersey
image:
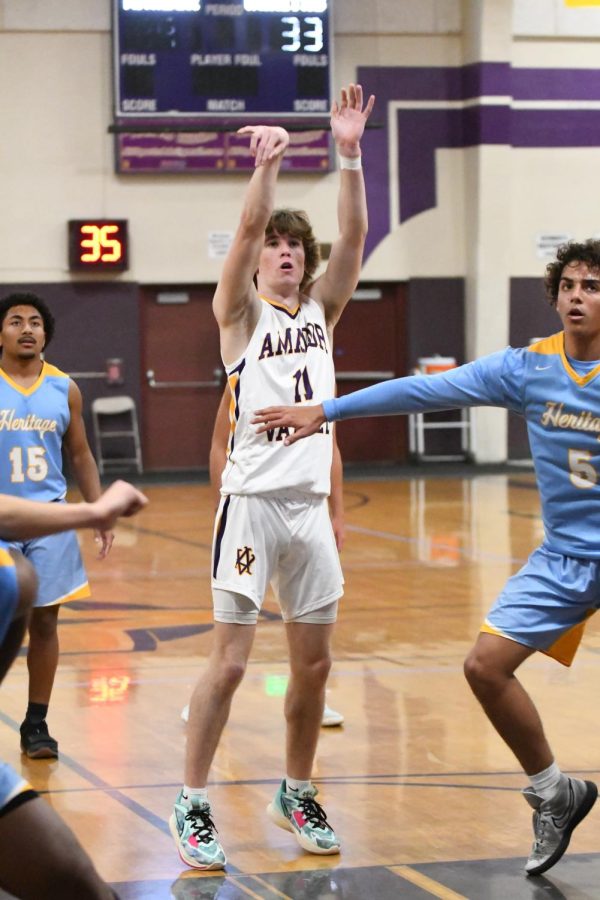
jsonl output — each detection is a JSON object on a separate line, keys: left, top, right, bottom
{"left": 541, "top": 402, "right": 600, "bottom": 441}
{"left": 235, "top": 546, "right": 256, "bottom": 575}
{"left": 0, "top": 409, "right": 59, "bottom": 441}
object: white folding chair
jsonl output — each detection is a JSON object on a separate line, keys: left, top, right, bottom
{"left": 91, "top": 396, "right": 143, "bottom": 475}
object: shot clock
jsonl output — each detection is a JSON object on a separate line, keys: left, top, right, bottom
{"left": 68, "top": 220, "right": 129, "bottom": 272}
{"left": 113, "top": 0, "right": 332, "bottom": 118}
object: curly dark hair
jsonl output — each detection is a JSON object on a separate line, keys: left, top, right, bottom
{"left": 0, "top": 292, "right": 55, "bottom": 347}
{"left": 265, "top": 208, "right": 321, "bottom": 291}
{"left": 544, "top": 239, "right": 600, "bottom": 306}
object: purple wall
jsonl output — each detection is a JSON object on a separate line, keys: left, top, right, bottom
{"left": 0, "top": 281, "right": 141, "bottom": 476}
{"left": 407, "top": 278, "right": 465, "bottom": 370}
{"left": 357, "top": 63, "right": 600, "bottom": 264}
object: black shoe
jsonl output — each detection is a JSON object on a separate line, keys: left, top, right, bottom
{"left": 20, "top": 719, "right": 59, "bottom": 759}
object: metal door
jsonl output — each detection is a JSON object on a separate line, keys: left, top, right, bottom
{"left": 141, "top": 287, "right": 223, "bottom": 471}
{"left": 141, "top": 283, "right": 408, "bottom": 470}
{"left": 333, "top": 283, "right": 408, "bottom": 463}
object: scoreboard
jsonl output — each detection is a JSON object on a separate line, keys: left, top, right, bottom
{"left": 68, "top": 220, "right": 129, "bottom": 271}
{"left": 113, "top": 1, "right": 332, "bottom": 119}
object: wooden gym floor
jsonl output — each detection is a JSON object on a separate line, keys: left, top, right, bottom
{"left": 1, "top": 468, "right": 600, "bottom": 899}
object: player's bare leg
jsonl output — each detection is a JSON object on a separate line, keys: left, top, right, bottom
{"left": 21, "top": 604, "right": 60, "bottom": 758}
{"left": 171, "top": 621, "right": 256, "bottom": 870}
{"left": 266, "top": 621, "right": 340, "bottom": 855}
{"left": 284, "top": 621, "right": 333, "bottom": 778}
{"left": 465, "top": 632, "right": 597, "bottom": 876}
{"left": 464, "top": 633, "right": 550, "bottom": 773}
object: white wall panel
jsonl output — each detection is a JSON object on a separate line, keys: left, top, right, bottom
{"left": 0, "top": 0, "right": 109, "bottom": 32}
{"left": 333, "top": 0, "right": 461, "bottom": 34}
{"left": 514, "top": 0, "right": 600, "bottom": 36}
{"left": 509, "top": 147, "right": 600, "bottom": 276}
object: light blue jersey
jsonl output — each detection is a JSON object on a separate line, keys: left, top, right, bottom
{"left": 0, "top": 363, "right": 90, "bottom": 606}
{"left": 0, "top": 541, "right": 18, "bottom": 644}
{"left": 0, "top": 362, "right": 70, "bottom": 502}
{"left": 0, "top": 763, "right": 35, "bottom": 816}
{"left": 324, "top": 332, "right": 600, "bottom": 559}
{"left": 0, "top": 547, "right": 36, "bottom": 818}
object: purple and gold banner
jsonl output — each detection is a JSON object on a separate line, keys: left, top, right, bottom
{"left": 116, "top": 128, "right": 332, "bottom": 173}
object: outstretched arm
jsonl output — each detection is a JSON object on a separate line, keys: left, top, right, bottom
{"left": 0, "top": 480, "right": 147, "bottom": 542}
{"left": 253, "top": 353, "right": 513, "bottom": 444}
{"left": 212, "top": 125, "right": 290, "bottom": 365}
{"left": 63, "top": 381, "right": 114, "bottom": 558}
{"left": 310, "top": 84, "right": 375, "bottom": 326}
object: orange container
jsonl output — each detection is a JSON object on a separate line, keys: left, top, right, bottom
{"left": 418, "top": 355, "right": 456, "bottom": 375}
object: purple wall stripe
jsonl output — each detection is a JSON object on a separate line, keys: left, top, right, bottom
{"left": 398, "top": 106, "right": 512, "bottom": 221}
{"left": 363, "top": 63, "right": 511, "bottom": 102}
{"left": 512, "top": 68, "right": 600, "bottom": 101}
{"left": 357, "top": 64, "right": 600, "bottom": 260}
{"left": 513, "top": 109, "right": 600, "bottom": 146}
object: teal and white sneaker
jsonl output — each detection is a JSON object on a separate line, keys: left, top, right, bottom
{"left": 267, "top": 779, "right": 340, "bottom": 855}
{"left": 169, "top": 790, "right": 227, "bottom": 870}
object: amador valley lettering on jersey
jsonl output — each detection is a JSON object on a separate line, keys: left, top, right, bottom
{"left": 0, "top": 409, "right": 59, "bottom": 440}
{"left": 541, "top": 402, "right": 600, "bottom": 441}
{"left": 258, "top": 322, "right": 329, "bottom": 360}
{"left": 264, "top": 422, "right": 331, "bottom": 443}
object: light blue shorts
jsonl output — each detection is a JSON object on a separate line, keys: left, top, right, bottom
{"left": 0, "top": 762, "right": 35, "bottom": 816}
{"left": 9, "top": 530, "right": 90, "bottom": 608}
{"left": 0, "top": 541, "right": 18, "bottom": 644}
{"left": 483, "top": 544, "right": 600, "bottom": 666}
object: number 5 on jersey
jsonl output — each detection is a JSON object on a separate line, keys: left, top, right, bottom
{"left": 568, "top": 449, "right": 597, "bottom": 490}
{"left": 9, "top": 446, "right": 49, "bottom": 483}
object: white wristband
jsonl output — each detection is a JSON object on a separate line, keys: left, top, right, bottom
{"left": 339, "top": 154, "right": 362, "bottom": 170}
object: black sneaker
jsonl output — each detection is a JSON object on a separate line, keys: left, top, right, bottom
{"left": 20, "top": 719, "right": 59, "bottom": 759}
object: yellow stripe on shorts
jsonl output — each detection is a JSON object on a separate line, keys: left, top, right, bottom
{"left": 0, "top": 548, "right": 14, "bottom": 568}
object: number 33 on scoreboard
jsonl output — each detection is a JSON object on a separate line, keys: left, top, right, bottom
{"left": 68, "top": 219, "right": 129, "bottom": 272}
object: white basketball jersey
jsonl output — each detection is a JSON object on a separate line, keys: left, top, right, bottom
{"left": 221, "top": 295, "right": 335, "bottom": 496}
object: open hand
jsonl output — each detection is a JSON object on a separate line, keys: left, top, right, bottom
{"left": 237, "top": 125, "right": 290, "bottom": 167}
{"left": 252, "top": 404, "right": 327, "bottom": 445}
{"left": 330, "top": 83, "right": 375, "bottom": 154}
{"left": 94, "top": 528, "right": 115, "bottom": 560}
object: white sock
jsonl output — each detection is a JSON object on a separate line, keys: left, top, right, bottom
{"left": 285, "top": 777, "right": 311, "bottom": 794}
{"left": 529, "top": 762, "right": 564, "bottom": 801}
{"left": 183, "top": 784, "right": 208, "bottom": 804}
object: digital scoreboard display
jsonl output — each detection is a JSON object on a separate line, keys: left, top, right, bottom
{"left": 113, "top": 1, "right": 332, "bottom": 118}
{"left": 68, "top": 220, "right": 129, "bottom": 271}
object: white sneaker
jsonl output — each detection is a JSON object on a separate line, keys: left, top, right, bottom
{"left": 321, "top": 702, "right": 344, "bottom": 727}
{"left": 182, "top": 701, "right": 344, "bottom": 727}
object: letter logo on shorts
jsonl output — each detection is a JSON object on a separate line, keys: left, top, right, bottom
{"left": 235, "top": 546, "right": 255, "bottom": 575}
